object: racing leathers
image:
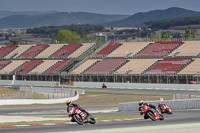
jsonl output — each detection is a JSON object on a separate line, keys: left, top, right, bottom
{"left": 67, "top": 103, "right": 88, "bottom": 122}
{"left": 139, "top": 103, "right": 156, "bottom": 119}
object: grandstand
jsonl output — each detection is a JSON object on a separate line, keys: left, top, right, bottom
{"left": 35, "top": 44, "right": 64, "bottom": 59}
{"left": 0, "top": 60, "right": 26, "bottom": 74}
{"left": 1, "top": 41, "right": 200, "bottom": 84}
{"left": 136, "top": 41, "right": 182, "bottom": 57}
{"left": 169, "top": 41, "right": 200, "bottom": 57}
{"left": 107, "top": 42, "right": 150, "bottom": 58}
{"left": 0, "top": 45, "right": 18, "bottom": 58}
{"left": 18, "top": 44, "right": 49, "bottom": 59}
{"left": 93, "top": 43, "right": 121, "bottom": 58}
{"left": 50, "top": 43, "right": 82, "bottom": 58}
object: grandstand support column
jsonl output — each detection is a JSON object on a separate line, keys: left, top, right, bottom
{"left": 131, "top": 75, "right": 132, "bottom": 83}
{"left": 156, "top": 75, "right": 159, "bottom": 83}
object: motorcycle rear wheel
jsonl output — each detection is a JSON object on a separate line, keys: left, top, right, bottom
{"left": 73, "top": 115, "right": 84, "bottom": 125}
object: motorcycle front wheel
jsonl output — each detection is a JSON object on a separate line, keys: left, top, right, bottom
{"left": 73, "top": 115, "right": 84, "bottom": 125}
{"left": 89, "top": 115, "right": 96, "bottom": 124}
{"left": 147, "top": 111, "right": 156, "bottom": 121}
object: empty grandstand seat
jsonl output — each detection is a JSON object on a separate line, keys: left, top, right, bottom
{"left": 93, "top": 43, "right": 121, "bottom": 58}
{"left": 0, "top": 60, "right": 11, "bottom": 70}
{"left": 84, "top": 59, "right": 127, "bottom": 74}
{"left": 18, "top": 44, "right": 49, "bottom": 59}
{"left": 0, "top": 45, "right": 18, "bottom": 58}
{"left": 115, "top": 59, "right": 158, "bottom": 74}
{"left": 50, "top": 43, "right": 82, "bottom": 58}
{"left": 12, "top": 60, "right": 43, "bottom": 74}
{"left": 0, "top": 60, "right": 26, "bottom": 74}
{"left": 107, "top": 42, "right": 150, "bottom": 58}
{"left": 35, "top": 44, "right": 65, "bottom": 58}
{"left": 178, "top": 58, "right": 200, "bottom": 74}
{"left": 169, "top": 41, "right": 200, "bottom": 57}
{"left": 137, "top": 41, "right": 182, "bottom": 57}
{"left": 45, "top": 60, "right": 72, "bottom": 74}
{"left": 68, "top": 43, "right": 95, "bottom": 58}
{"left": 144, "top": 58, "right": 192, "bottom": 74}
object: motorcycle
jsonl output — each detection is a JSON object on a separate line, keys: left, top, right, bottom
{"left": 140, "top": 105, "right": 164, "bottom": 121}
{"left": 67, "top": 106, "right": 96, "bottom": 125}
{"left": 158, "top": 103, "right": 172, "bottom": 114}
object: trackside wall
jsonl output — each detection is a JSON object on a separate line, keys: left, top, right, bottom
{"left": 74, "top": 82, "right": 200, "bottom": 90}
{"left": 118, "top": 99, "right": 200, "bottom": 111}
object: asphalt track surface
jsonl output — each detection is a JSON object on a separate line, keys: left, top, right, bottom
{"left": 82, "top": 87, "right": 200, "bottom": 96}
{"left": 1, "top": 87, "right": 199, "bottom": 133}
{"left": 0, "top": 109, "right": 200, "bottom": 133}
{"left": 20, "top": 86, "right": 200, "bottom": 96}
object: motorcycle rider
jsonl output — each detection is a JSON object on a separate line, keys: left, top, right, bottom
{"left": 138, "top": 100, "right": 157, "bottom": 119}
{"left": 66, "top": 100, "right": 89, "bottom": 122}
{"left": 158, "top": 101, "right": 167, "bottom": 114}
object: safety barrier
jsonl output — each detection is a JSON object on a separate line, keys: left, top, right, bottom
{"left": 0, "top": 91, "right": 79, "bottom": 105}
{"left": 118, "top": 99, "right": 200, "bottom": 111}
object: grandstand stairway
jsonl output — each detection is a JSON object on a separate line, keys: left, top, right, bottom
{"left": 141, "top": 60, "right": 161, "bottom": 74}
{"left": 165, "top": 41, "right": 184, "bottom": 57}
{"left": 143, "top": 58, "right": 192, "bottom": 75}
{"left": 81, "top": 60, "right": 101, "bottom": 74}
{"left": 44, "top": 60, "right": 73, "bottom": 75}
{"left": 176, "top": 59, "right": 194, "bottom": 74}
{"left": 16, "top": 46, "right": 34, "bottom": 59}
{"left": 83, "top": 59, "right": 128, "bottom": 75}
{"left": 134, "top": 43, "right": 153, "bottom": 58}
{"left": 18, "top": 44, "right": 49, "bottom": 59}
{"left": 136, "top": 41, "right": 182, "bottom": 58}
{"left": 11, "top": 61, "right": 28, "bottom": 74}
{"left": 0, "top": 45, "right": 18, "bottom": 58}
{"left": 93, "top": 43, "right": 122, "bottom": 58}
{"left": 13, "top": 60, "right": 43, "bottom": 74}
{"left": 48, "top": 45, "right": 66, "bottom": 58}
{"left": 50, "top": 44, "right": 82, "bottom": 59}
{"left": 0, "top": 60, "right": 12, "bottom": 70}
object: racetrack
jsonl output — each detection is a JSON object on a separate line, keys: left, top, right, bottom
{"left": 0, "top": 109, "right": 200, "bottom": 133}
{"left": 81, "top": 87, "right": 200, "bottom": 96}
{"left": 20, "top": 86, "right": 200, "bottom": 96}
{"left": 1, "top": 86, "right": 199, "bottom": 133}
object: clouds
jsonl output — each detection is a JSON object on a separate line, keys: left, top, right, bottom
{"left": 0, "top": 0, "right": 200, "bottom": 15}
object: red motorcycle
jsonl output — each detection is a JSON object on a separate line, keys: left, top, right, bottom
{"left": 68, "top": 106, "right": 96, "bottom": 125}
{"left": 141, "top": 105, "right": 164, "bottom": 121}
{"left": 158, "top": 102, "right": 172, "bottom": 114}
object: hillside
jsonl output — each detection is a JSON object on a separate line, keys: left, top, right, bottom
{"left": 0, "top": 12, "right": 129, "bottom": 28}
{"left": 145, "top": 16, "right": 200, "bottom": 30}
{"left": 102, "top": 7, "right": 200, "bottom": 27}
{"left": 0, "top": 10, "right": 58, "bottom": 19}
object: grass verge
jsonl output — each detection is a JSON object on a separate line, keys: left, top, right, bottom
{"left": 0, "top": 115, "right": 142, "bottom": 126}
{"left": 0, "top": 91, "right": 172, "bottom": 108}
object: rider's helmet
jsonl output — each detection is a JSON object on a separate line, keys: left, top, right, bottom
{"left": 66, "top": 99, "right": 72, "bottom": 106}
{"left": 138, "top": 100, "right": 143, "bottom": 106}
{"left": 158, "top": 102, "right": 162, "bottom": 105}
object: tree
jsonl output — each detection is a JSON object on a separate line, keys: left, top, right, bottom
{"left": 53, "top": 30, "right": 80, "bottom": 43}
{"left": 185, "top": 29, "right": 196, "bottom": 40}
{"left": 161, "top": 32, "right": 170, "bottom": 39}
{"left": 10, "top": 40, "right": 19, "bottom": 44}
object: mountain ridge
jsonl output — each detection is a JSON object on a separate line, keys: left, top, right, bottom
{"left": 102, "top": 7, "right": 200, "bottom": 27}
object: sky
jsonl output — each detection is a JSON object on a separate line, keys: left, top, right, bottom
{"left": 1, "top": 0, "right": 200, "bottom": 15}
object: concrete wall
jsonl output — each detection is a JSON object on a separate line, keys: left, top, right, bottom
{"left": 74, "top": 82, "right": 200, "bottom": 90}
{"left": 0, "top": 80, "right": 58, "bottom": 86}
{"left": 0, "top": 91, "right": 79, "bottom": 105}
{"left": 118, "top": 99, "right": 200, "bottom": 111}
